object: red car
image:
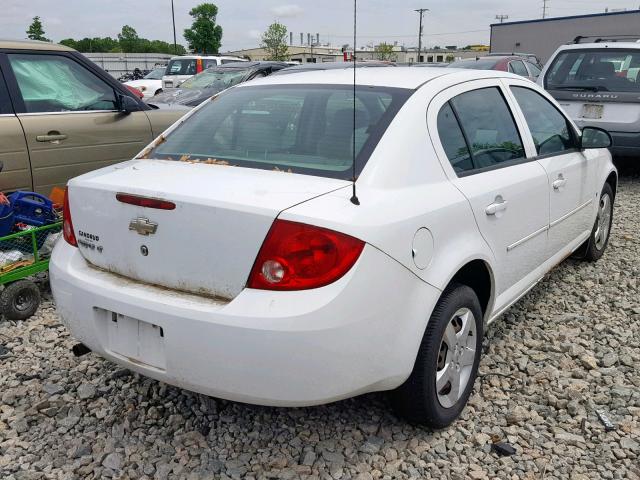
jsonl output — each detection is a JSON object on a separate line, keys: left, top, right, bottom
{"left": 448, "top": 55, "right": 541, "bottom": 82}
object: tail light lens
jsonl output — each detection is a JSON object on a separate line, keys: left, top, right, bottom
{"left": 248, "top": 220, "right": 365, "bottom": 291}
{"left": 125, "top": 85, "right": 144, "bottom": 99}
{"left": 196, "top": 58, "right": 204, "bottom": 73}
{"left": 62, "top": 187, "right": 77, "bottom": 247}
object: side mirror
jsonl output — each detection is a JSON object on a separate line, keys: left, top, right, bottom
{"left": 118, "top": 94, "right": 141, "bottom": 114}
{"left": 581, "top": 126, "right": 612, "bottom": 149}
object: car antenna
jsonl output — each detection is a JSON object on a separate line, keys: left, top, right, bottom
{"left": 350, "top": 0, "right": 361, "bottom": 206}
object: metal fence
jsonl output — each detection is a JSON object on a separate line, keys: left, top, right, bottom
{"left": 82, "top": 53, "right": 174, "bottom": 78}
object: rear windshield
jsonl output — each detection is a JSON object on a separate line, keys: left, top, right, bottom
{"left": 180, "top": 69, "right": 249, "bottom": 90}
{"left": 166, "top": 59, "right": 197, "bottom": 76}
{"left": 545, "top": 49, "right": 640, "bottom": 92}
{"left": 449, "top": 59, "right": 500, "bottom": 70}
{"left": 149, "top": 84, "right": 412, "bottom": 180}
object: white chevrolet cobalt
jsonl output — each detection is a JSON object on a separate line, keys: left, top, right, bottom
{"left": 51, "top": 68, "right": 617, "bottom": 428}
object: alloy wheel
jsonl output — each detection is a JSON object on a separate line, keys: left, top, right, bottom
{"left": 594, "top": 193, "right": 612, "bottom": 251}
{"left": 435, "top": 308, "right": 477, "bottom": 409}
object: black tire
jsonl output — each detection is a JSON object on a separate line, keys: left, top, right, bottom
{"left": 0, "top": 280, "right": 41, "bottom": 321}
{"left": 582, "top": 183, "right": 614, "bottom": 262}
{"left": 391, "top": 283, "right": 483, "bottom": 428}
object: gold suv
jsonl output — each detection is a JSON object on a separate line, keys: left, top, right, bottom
{"left": 0, "top": 40, "right": 188, "bottom": 194}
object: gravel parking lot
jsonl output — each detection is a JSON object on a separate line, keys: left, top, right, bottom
{"left": 1, "top": 167, "right": 639, "bottom": 480}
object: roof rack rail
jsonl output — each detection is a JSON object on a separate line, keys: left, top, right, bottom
{"left": 573, "top": 34, "right": 640, "bottom": 44}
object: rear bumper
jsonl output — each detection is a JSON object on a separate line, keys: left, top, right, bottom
{"left": 609, "top": 131, "right": 640, "bottom": 157}
{"left": 50, "top": 242, "right": 440, "bottom": 406}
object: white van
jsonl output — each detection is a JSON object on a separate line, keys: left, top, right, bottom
{"left": 540, "top": 38, "right": 640, "bottom": 157}
{"left": 162, "top": 55, "right": 247, "bottom": 89}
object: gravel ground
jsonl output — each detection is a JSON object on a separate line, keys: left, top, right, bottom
{"left": 1, "top": 167, "right": 639, "bottom": 480}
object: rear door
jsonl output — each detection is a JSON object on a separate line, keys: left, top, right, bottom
{"left": 506, "top": 80, "right": 597, "bottom": 256}
{"left": 429, "top": 80, "right": 550, "bottom": 307}
{"left": 0, "top": 58, "right": 31, "bottom": 191}
{"left": 2, "top": 51, "right": 153, "bottom": 195}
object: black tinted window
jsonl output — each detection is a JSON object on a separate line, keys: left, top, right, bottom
{"left": 546, "top": 49, "right": 640, "bottom": 92}
{"left": 511, "top": 87, "right": 577, "bottom": 155}
{"left": 450, "top": 87, "right": 525, "bottom": 170}
{"left": 437, "top": 103, "right": 473, "bottom": 173}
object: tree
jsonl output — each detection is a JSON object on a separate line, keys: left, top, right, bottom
{"left": 261, "top": 21, "right": 289, "bottom": 61}
{"left": 26, "top": 16, "right": 49, "bottom": 42}
{"left": 118, "top": 25, "right": 140, "bottom": 53}
{"left": 374, "top": 43, "right": 396, "bottom": 62}
{"left": 183, "top": 3, "right": 223, "bottom": 54}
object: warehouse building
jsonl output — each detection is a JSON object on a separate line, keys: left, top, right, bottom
{"left": 490, "top": 9, "right": 640, "bottom": 63}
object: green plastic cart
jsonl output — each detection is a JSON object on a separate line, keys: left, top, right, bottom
{"left": 0, "top": 222, "right": 62, "bottom": 320}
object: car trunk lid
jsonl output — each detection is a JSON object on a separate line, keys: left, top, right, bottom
{"left": 68, "top": 159, "right": 349, "bottom": 300}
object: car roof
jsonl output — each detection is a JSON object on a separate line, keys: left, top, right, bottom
{"left": 241, "top": 66, "right": 513, "bottom": 90}
{"left": 0, "top": 39, "right": 74, "bottom": 52}
{"left": 169, "top": 55, "right": 246, "bottom": 60}
{"left": 272, "top": 62, "right": 395, "bottom": 76}
{"left": 217, "top": 61, "right": 288, "bottom": 68}
{"left": 557, "top": 42, "right": 640, "bottom": 51}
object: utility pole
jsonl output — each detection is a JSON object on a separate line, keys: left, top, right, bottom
{"left": 415, "top": 8, "right": 429, "bottom": 63}
{"left": 495, "top": 14, "right": 509, "bottom": 23}
{"left": 542, "top": 0, "right": 549, "bottom": 19}
{"left": 171, "top": 0, "right": 177, "bottom": 54}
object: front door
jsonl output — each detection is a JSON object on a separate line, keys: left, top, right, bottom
{"left": 430, "top": 82, "right": 550, "bottom": 310}
{"left": 507, "top": 83, "right": 597, "bottom": 256}
{"left": 0, "top": 65, "right": 30, "bottom": 192}
{"left": 2, "top": 52, "right": 153, "bottom": 194}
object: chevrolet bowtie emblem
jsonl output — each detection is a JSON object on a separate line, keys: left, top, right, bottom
{"left": 129, "top": 217, "right": 158, "bottom": 236}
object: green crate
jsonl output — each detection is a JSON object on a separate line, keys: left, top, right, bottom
{"left": 0, "top": 221, "right": 62, "bottom": 286}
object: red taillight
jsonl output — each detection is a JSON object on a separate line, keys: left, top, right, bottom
{"left": 125, "top": 85, "right": 144, "bottom": 99}
{"left": 248, "top": 220, "right": 365, "bottom": 291}
{"left": 196, "top": 58, "right": 204, "bottom": 73}
{"left": 116, "top": 193, "right": 176, "bottom": 210}
{"left": 62, "top": 187, "right": 77, "bottom": 247}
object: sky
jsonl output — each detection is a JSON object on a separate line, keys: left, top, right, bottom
{"left": 3, "top": 0, "right": 640, "bottom": 51}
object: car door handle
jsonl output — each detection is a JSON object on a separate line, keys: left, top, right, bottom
{"left": 553, "top": 178, "right": 567, "bottom": 190}
{"left": 36, "top": 133, "right": 67, "bottom": 143}
{"left": 485, "top": 198, "right": 508, "bottom": 216}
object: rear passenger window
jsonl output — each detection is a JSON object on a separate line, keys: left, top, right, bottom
{"left": 511, "top": 87, "right": 577, "bottom": 155}
{"left": 509, "top": 61, "right": 529, "bottom": 77}
{"left": 437, "top": 104, "right": 473, "bottom": 173}
{"left": 449, "top": 87, "right": 525, "bottom": 170}
{"left": 526, "top": 62, "right": 542, "bottom": 77}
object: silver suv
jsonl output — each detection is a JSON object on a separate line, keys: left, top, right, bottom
{"left": 540, "top": 40, "right": 640, "bottom": 157}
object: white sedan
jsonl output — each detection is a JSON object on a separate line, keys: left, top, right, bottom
{"left": 51, "top": 68, "right": 616, "bottom": 428}
{"left": 124, "top": 67, "right": 165, "bottom": 99}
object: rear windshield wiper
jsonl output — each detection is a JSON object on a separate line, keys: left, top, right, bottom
{"left": 549, "top": 85, "right": 608, "bottom": 92}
